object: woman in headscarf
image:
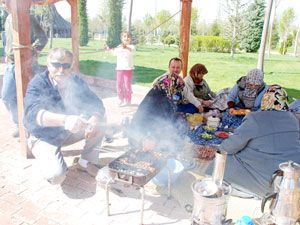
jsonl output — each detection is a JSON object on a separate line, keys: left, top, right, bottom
{"left": 178, "top": 63, "right": 230, "bottom": 114}
{"left": 128, "top": 73, "right": 186, "bottom": 150}
{"left": 206, "top": 85, "right": 300, "bottom": 198}
{"left": 178, "top": 63, "right": 216, "bottom": 113}
{"left": 221, "top": 68, "right": 269, "bottom": 129}
{"left": 227, "top": 68, "right": 268, "bottom": 114}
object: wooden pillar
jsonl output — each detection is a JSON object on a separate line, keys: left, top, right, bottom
{"left": 11, "top": 0, "right": 32, "bottom": 157}
{"left": 179, "top": 0, "right": 192, "bottom": 77}
{"left": 68, "top": 0, "right": 79, "bottom": 71}
{"left": 257, "top": 0, "right": 273, "bottom": 72}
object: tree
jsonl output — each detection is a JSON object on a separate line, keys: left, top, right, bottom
{"left": 190, "top": 7, "right": 199, "bottom": 35}
{"left": 0, "top": 7, "right": 8, "bottom": 32}
{"left": 270, "top": 20, "right": 280, "bottom": 49}
{"left": 278, "top": 8, "right": 295, "bottom": 54}
{"left": 294, "top": 26, "right": 300, "bottom": 56}
{"left": 222, "top": 0, "right": 248, "bottom": 57}
{"left": 97, "top": 0, "right": 109, "bottom": 39}
{"left": 78, "top": 0, "right": 89, "bottom": 46}
{"left": 155, "top": 10, "right": 175, "bottom": 35}
{"left": 267, "top": 0, "right": 281, "bottom": 58}
{"left": 106, "top": 0, "right": 124, "bottom": 48}
{"left": 240, "top": 0, "right": 265, "bottom": 52}
{"left": 210, "top": 20, "right": 221, "bottom": 36}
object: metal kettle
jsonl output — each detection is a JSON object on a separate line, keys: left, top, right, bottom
{"left": 261, "top": 161, "right": 300, "bottom": 224}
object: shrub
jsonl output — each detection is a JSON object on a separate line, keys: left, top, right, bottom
{"left": 190, "top": 35, "right": 231, "bottom": 53}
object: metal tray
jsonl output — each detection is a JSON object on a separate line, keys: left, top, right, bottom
{"left": 108, "top": 150, "right": 167, "bottom": 186}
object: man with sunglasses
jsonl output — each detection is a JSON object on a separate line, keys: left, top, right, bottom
{"left": 23, "top": 48, "right": 106, "bottom": 185}
{"left": 1, "top": 0, "right": 48, "bottom": 138}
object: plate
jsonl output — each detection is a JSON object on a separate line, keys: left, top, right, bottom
{"left": 203, "top": 125, "right": 217, "bottom": 133}
{"left": 215, "top": 131, "right": 229, "bottom": 139}
{"left": 200, "top": 132, "right": 214, "bottom": 140}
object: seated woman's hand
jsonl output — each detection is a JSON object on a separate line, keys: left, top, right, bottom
{"left": 229, "top": 108, "right": 235, "bottom": 116}
{"left": 197, "top": 105, "right": 204, "bottom": 113}
{"left": 202, "top": 100, "right": 213, "bottom": 107}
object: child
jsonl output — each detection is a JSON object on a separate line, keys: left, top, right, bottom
{"left": 111, "top": 32, "right": 135, "bottom": 106}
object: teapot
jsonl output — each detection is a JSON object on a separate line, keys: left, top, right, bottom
{"left": 261, "top": 161, "right": 300, "bottom": 224}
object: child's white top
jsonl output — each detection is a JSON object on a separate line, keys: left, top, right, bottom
{"left": 113, "top": 44, "right": 135, "bottom": 70}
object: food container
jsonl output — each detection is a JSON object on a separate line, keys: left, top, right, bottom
{"left": 207, "top": 116, "right": 220, "bottom": 128}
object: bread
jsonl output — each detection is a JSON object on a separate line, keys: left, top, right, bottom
{"left": 231, "top": 109, "right": 251, "bottom": 116}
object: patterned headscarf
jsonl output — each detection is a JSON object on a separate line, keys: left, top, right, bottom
{"left": 245, "top": 69, "right": 264, "bottom": 85}
{"left": 241, "top": 68, "right": 264, "bottom": 109}
{"left": 261, "top": 85, "right": 289, "bottom": 111}
{"left": 153, "top": 73, "right": 185, "bottom": 99}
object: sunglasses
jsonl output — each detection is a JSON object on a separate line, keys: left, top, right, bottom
{"left": 51, "top": 62, "right": 71, "bottom": 70}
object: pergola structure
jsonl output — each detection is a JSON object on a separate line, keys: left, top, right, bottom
{"left": 10, "top": 0, "right": 193, "bottom": 157}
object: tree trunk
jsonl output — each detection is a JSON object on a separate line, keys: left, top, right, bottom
{"left": 267, "top": 0, "right": 280, "bottom": 58}
{"left": 257, "top": 0, "right": 273, "bottom": 72}
{"left": 267, "top": 3, "right": 276, "bottom": 58}
{"left": 127, "top": 0, "right": 133, "bottom": 32}
{"left": 294, "top": 27, "right": 299, "bottom": 56}
{"left": 231, "top": 24, "right": 236, "bottom": 58}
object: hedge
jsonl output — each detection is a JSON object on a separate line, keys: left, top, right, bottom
{"left": 190, "top": 35, "right": 231, "bottom": 53}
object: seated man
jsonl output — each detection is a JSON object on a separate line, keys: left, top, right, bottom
{"left": 24, "top": 48, "right": 106, "bottom": 185}
{"left": 206, "top": 86, "right": 300, "bottom": 198}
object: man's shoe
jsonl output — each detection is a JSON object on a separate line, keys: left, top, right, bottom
{"left": 12, "top": 129, "right": 19, "bottom": 138}
{"left": 104, "top": 136, "right": 113, "bottom": 143}
{"left": 77, "top": 163, "right": 100, "bottom": 177}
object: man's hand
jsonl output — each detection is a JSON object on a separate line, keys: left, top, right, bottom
{"left": 85, "top": 116, "right": 103, "bottom": 139}
{"left": 64, "top": 115, "right": 87, "bottom": 133}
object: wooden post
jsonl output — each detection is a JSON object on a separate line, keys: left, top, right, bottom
{"left": 257, "top": 0, "right": 273, "bottom": 72}
{"left": 179, "top": 0, "right": 192, "bottom": 77}
{"left": 67, "top": 0, "right": 79, "bottom": 71}
{"left": 11, "top": 0, "right": 32, "bottom": 157}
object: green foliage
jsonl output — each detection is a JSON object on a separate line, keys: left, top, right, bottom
{"left": 210, "top": 21, "right": 221, "bottom": 36}
{"left": 191, "top": 8, "right": 199, "bottom": 35}
{"left": 106, "top": 0, "right": 123, "bottom": 48}
{"left": 191, "top": 35, "right": 231, "bottom": 53}
{"left": 271, "top": 20, "right": 280, "bottom": 49}
{"left": 279, "top": 8, "right": 295, "bottom": 41}
{"left": 163, "top": 35, "right": 176, "bottom": 46}
{"left": 222, "top": 0, "right": 248, "bottom": 55}
{"left": 279, "top": 42, "right": 287, "bottom": 55}
{"left": 78, "top": 0, "right": 89, "bottom": 46}
{"left": 0, "top": 8, "right": 8, "bottom": 32}
{"left": 286, "top": 33, "right": 294, "bottom": 48}
{"left": 240, "top": 0, "right": 265, "bottom": 52}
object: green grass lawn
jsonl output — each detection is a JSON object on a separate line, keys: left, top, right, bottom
{"left": 3, "top": 38, "right": 300, "bottom": 99}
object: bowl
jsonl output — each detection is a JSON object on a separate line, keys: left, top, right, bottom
{"left": 152, "top": 159, "right": 184, "bottom": 187}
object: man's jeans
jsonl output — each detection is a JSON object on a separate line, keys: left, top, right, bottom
{"left": 1, "top": 63, "right": 41, "bottom": 125}
{"left": 28, "top": 130, "right": 103, "bottom": 185}
{"left": 1, "top": 63, "right": 18, "bottom": 124}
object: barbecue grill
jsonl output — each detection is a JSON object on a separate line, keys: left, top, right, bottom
{"left": 105, "top": 149, "right": 171, "bottom": 225}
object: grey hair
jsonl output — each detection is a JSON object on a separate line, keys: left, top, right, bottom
{"left": 47, "top": 48, "right": 73, "bottom": 62}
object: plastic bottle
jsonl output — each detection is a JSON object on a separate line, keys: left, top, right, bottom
{"left": 235, "top": 215, "right": 254, "bottom": 225}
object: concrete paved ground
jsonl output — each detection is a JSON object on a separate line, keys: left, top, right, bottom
{"left": 0, "top": 62, "right": 263, "bottom": 225}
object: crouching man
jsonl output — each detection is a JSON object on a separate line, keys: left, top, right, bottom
{"left": 24, "top": 48, "right": 106, "bottom": 185}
